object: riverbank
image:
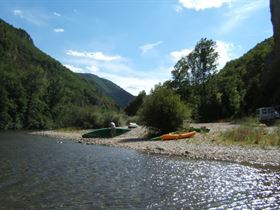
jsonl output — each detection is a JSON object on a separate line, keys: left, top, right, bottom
{"left": 31, "top": 123, "right": 280, "bottom": 168}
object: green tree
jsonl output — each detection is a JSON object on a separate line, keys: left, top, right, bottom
{"left": 139, "top": 85, "right": 190, "bottom": 133}
{"left": 170, "top": 38, "right": 218, "bottom": 120}
{"left": 125, "top": 91, "right": 146, "bottom": 116}
{"left": 189, "top": 38, "right": 218, "bottom": 116}
{"left": 169, "top": 57, "right": 192, "bottom": 101}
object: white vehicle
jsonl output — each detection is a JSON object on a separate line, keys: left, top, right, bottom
{"left": 256, "top": 106, "right": 280, "bottom": 121}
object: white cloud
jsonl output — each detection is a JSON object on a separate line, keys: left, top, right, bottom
{"left": 13, "top": 9, "right": 23, "bottom": 16}
{"left": 179, "top": 0, "right": 232, "bottom": 11}
{"left": 66, "top": 50, "right": 122, "bottom": 61}
{"left": 95, "top": 72, "right": 164, "bottom": 95}
{"left": 53, "top": 28, "right": 64, "bottom": 33}
{"left": 175, "top": 5, "right": 183, "bottom": 13}
{"left": 86, "top": 65, "right": 99, "bottom": 73}
{"left": 53, "top": 12, "right": 61, "bottom": 17}
{"left": 12, "top": 9, "right": 46, "bottom": 25}
{"left": 139, "top": 41, "right": 163, "bottom": 54}
{"left": 170, "top": 48, "right": 192, "bottom": 62}
{"left": 215, "top": 40, "right": 235, "bottom": 69}
{"left": 219, "top": 0, "right": 267, "bottom": 34}
{"left": 63, "top": 64, "right": 85, "bottom": 73}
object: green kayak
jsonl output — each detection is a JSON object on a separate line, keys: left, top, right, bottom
{"left": 82, "top": 128, "right": 130, "bottom": 138}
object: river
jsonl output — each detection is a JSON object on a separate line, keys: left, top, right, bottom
{"left": 0, "top": 132, "right": 280, "bottom": 209}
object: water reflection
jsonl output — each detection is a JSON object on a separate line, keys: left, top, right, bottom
{"left": 0, "top": 132, "right": 279, "bottom": 209}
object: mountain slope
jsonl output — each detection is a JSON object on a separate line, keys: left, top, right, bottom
{"left": 214, "top": 37, "right": 280, "bottom": 118}
{"left": 78, "top": 73, "right": 134, "bottom": 108}
{"left": 0, "top": 19, "right": 117, "bottom": 129}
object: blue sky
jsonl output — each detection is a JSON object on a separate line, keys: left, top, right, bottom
{"left": 0, "top": 0, "right": 273, "bottom": 95}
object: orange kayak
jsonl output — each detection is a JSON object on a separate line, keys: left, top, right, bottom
{"left": 160, "top": 131, "right": 196, "bottom": 141}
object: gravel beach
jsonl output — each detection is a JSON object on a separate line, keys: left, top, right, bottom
{"left": 31, "top": 123, "right": 280, "bottom": 168}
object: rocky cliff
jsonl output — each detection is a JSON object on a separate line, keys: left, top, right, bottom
{"left": 270, "top": 0, "right": 280, "bottom": 58}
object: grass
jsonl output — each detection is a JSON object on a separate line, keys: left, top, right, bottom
{"left": 220, "top": 125, "right": 280, "bottom": 147}
{"left": 232, "top": 116, "right": 259, "bottom": 127}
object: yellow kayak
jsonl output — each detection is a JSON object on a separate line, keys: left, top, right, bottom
{"left": 160, "top": 131, "right": 196, "bottom": 141}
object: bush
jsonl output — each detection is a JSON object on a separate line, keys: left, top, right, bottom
{"left": 138, "top": 86, "right": 191, "bottom": 133}
{"left": 58, "top": 106, "right": 127, "bottom": 129}
{"left": 100, "top": 110, "right": 127, "bottom": 127}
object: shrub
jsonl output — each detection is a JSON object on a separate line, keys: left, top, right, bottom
{"left": 100, "top": 110, "right": 127, "bottom": 127}
{"left": 138, "top": 86, "right": 191, "bottom": 133}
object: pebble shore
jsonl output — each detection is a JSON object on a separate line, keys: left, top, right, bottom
{"left": 31, "top": 123, "right": 280, "bottom": 168}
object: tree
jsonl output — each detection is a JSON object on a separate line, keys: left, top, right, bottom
{"left": 139, "top": 85, "right": 190, "bottom": 133}
{"left": 169, "top": 57, "right": 192, "bottom": 101}
{"left": 125, "top": 91, "right": 146, "bottom": 116}
{"left": 170, "top": 38, "right": 219, "bottom": 120}
{"left": 189, "top": 38, "right": 218, "bottom": 116}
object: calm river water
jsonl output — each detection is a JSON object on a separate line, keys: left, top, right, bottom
{"left": 0, "top": 132, "right": 280, "bottom": 209}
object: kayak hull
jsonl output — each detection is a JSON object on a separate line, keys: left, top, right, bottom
{"left": 160, "top": 131, "right": 196, "bottom": 140}
{"left": 82, "top": 128, "right": 130, "bottom": 138}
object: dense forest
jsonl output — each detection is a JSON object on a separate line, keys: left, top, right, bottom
{"left": 0, "top": 19, "right": 123, "bottom": 129}
{"left": 213, "top": 38, "right": 280, "bottom": 119}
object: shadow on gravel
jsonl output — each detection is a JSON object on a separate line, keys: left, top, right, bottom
{"left": 118, "top": 138, "right": 151, "bottom": 143}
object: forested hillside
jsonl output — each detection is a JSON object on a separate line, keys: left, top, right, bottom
{"left": 79, "top": 73, "right": 134, "bottom": 108}
{"left": 166, "top": 37, "right": 280, "bottom": 121}
{"left": 215, "top": 37, "right": 279, "bottom": 119}
{"left": 0, "top": 19, "right": 118, "bottom": 129}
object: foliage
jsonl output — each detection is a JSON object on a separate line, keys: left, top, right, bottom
{"left": 59, "top": 106, "right": 127, "bottom": 129}
{"left": 125, "top": 90, "right": 146, "bottom": 116}
{"left": 215, "top": 37, "right": 276, "bottom": 118}
{"left": 169, "top": 38, "right": 219, "bottom": 120}
{"left": 0, "top": 19, "right": 118, "bottom": 129}
{"left": 126, "top": 115, "right": 141, "bottom": 125}
{"left": 138, "top": 85, "right": 191, "bottom": 133}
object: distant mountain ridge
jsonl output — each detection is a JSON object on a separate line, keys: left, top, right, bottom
{"left": 78, "top": 73, "right": 134, "bottom": 108}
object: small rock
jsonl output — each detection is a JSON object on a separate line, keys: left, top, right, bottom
{"left": 155, "top": 147, "right": 164, "bottom": 151}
